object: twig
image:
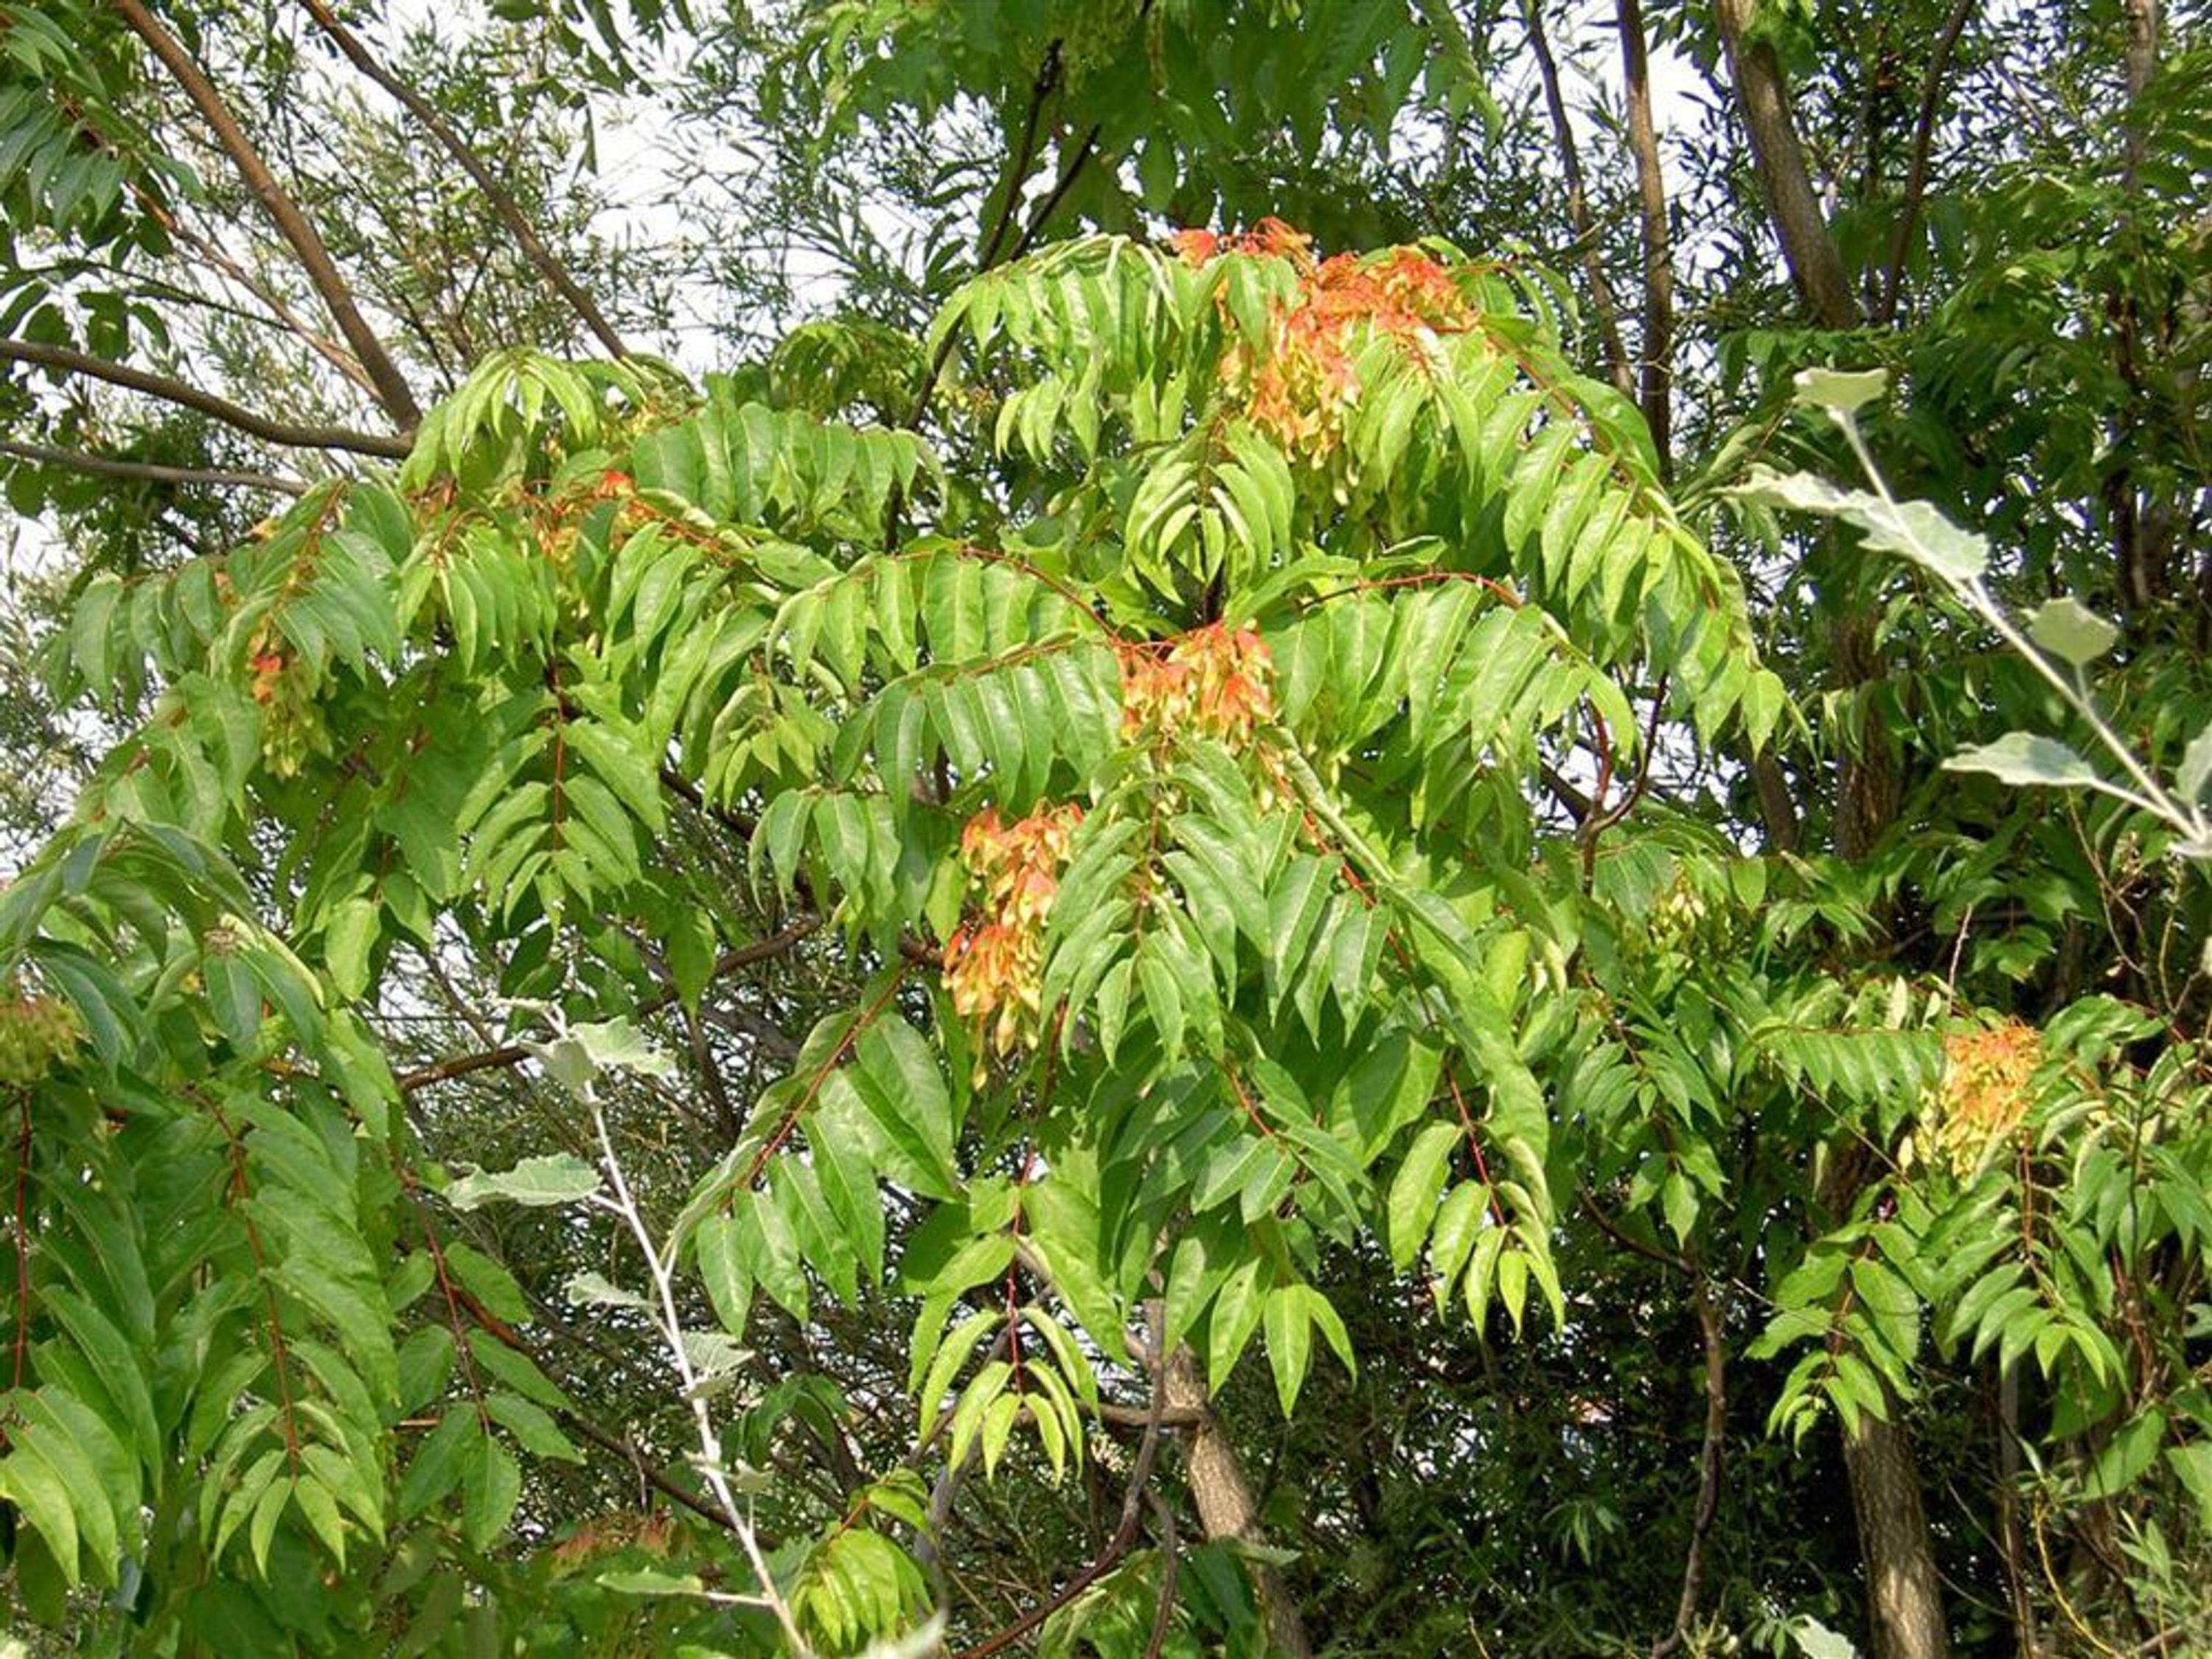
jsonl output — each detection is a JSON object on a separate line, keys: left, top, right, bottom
{"left": 297, "top": 0, "right": 628, "bottom": 359}
{"left": 396, "top": 915, "right": 821, "bottom": 1092}
{"left": 0, "top": 438, "right": 307, "bottom": 495}
{"left": 0, "top": 338, "right": 410, "bottom": 459}
{"left": 951, "top": 1306, "right": 1171, "bottom": 1659}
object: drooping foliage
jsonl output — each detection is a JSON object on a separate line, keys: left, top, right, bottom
{"left": 3, "top": 0, "right": 2211, "bottom": 1655}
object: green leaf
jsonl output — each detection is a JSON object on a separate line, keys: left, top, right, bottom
{"left": 1262, "top": 1284, "right": 1312, "bottom": 1416}
{"left": 1942, "top": 732, "right": 2102, "bottom": 790}
{"left": 2026, "top": 597, "right": 2118, "bottom": 667}
{"left": 1386, "top": 1122, "right": 1458, "bottom": 1270}
{"left": 445, "top": 1152, "right": 604, "bottom": 1211}
{"left": 462, "top": 1427, "right": 522, "bottom": 1549}
{"left": 1791, "top": 366, "right": 1888, "bottom": 417}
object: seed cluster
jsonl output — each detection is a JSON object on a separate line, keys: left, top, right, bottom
{"left": 1171, "top": 221, "right": 1475, "bottom": 457}
{"left": 246, "top": 619, "right": 329, "bottom": 780}
{"left": 1927, "top": 1022, "right": 2042, "bottom": 1175}
{"left": 942, "top": 618, "right": 1288, "bottom": 1062}
{"left": 1116, "top": 622, "right": 1276, "bottom": 749}
{"left": 942, "top": 804, "right": 1085, "bottom": 1061}
{"left": 0, "top": 979, "right": 85, "bottom": 1088}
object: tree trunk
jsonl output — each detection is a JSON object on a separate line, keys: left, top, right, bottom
{"left": 1164, "top": 1346, "right": 1313, "bottom": 1658}
{"left": 1845, "top": 1411, "right": 1954, "bottom": 1659}
{"left": 1708, "top": 3, "right": 1954, "bottom": 1635}
{"left": 1712, "top": 0, "right": 1861, "bottom": 329}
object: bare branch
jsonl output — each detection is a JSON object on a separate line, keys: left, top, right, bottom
{"left": 112, "top": 0, "right": 422, "bottom": 427}
{"left": 0, "top": 438, "right": 307, "bottom": 495}
{"left": 1615, "top": 0, "right": 1677, "bottom": 471}
{"left": 0, "top": 338, "right": 411, "bottom": 459}
{"left": 1878, "top": 0, "right": 1978, "bottom": 325}
{"left": 1518, "top": 0, "right": 1632, "bottom": 400}
{"left": 135, "top": 187, "right": 383, "bottom": 402}
{"left": 296, "top": 0, "right": 630, "bottom": 360}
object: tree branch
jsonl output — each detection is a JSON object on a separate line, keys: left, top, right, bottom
{"left": 112, "top": 0, "right": 422, "bottom": 428}
{"left": 0, "top": 437, "right": 307, "bottom": 495}
{"left": 1519, "top": 0, "right": 1632, "bottom": 400}
{"left": 1877, "top": 0, "right": 1977, "bottom": 325}
{"left": 1615, "top": 0, "right": 1677, "bottom": 471}
{"left": 953, "top": 1307, "right": 1173, "bottom": 1659}
{"left": 1713, "top": 0, "right": 1862, "bottom": 328}
{"left": 296, "top": 0, "right": 629, "bottom": 360}
{"left": 396, "top": 914, "right": 823, "bottom": 1093}
{"left": 0, "top": 338, "right": 411, "bottom": 459}
{"left": 1652, "top": 1281, "right": 1728, "bottom": 1659}
{"left": 134, "top": 187, "right": 383, "bottom": 402}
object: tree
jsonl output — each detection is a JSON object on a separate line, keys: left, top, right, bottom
{"left": 1, "top": 2, "right": 2209, "bottom": 1656}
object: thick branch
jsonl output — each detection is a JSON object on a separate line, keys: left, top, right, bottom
{"left": 0, "top": 338, "right": 411, "bottom": 458}
{"left": 1164, "top": 1345, "right": 1312, "bottom": 1659}
{"left": 1713, "top": 0, "right": 1862, "bottom": 328}
{"left": 112, "top": 0, "right": 422, "bottom": 428}
{"left": 297, "top": 0, "right": 628, "bottom": 360}
{"left": 1520, "top": 0, "right": 1632, "bottom": 400}
{"left": 1877, "top": 0, "right": 1977, "bottom": 324}
{"left": 1615, "top": 0, "right": 1677, "bottom": 470}
{"left": 0, "top": 438, "right": 306, "bottom": 495}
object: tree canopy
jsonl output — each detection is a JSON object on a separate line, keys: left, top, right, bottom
{"left": 0, "top": 1, "right": 2208, "bottom": 1656}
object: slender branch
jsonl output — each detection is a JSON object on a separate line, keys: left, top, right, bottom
{"left": 296, "top": 0, "right": 628, "bottom": 359}
{"left": 1877, "top": 0, "right": 1977, "bottom": 324}
{"left": 1142, "top": 1491, "right": 1180, "bottom": 1659}
{"left": 975, "top": 45, "right": 1061, "bottom": 271}
{"left": 135, "top": 188, "right": 381, "bottom": 400}
{"left": 1005, "top": 122, "right": 1102, "bottom": 266}
{"left": 1615, "top": 0, "right": 1677, "bottom": 470}
{"left": 1519, "top": 0, "right": 1632, "bottom": 400}
{"left": 395, "top": 915, "right": 823, "bottom": 1093}
{"left": 590, "top": 1100, "right": 809, "bottom": 1652}
{"left": 1652, "top": 1282, "right": 1728, "bottom": 1658}
{"left": 905, "top": 0, "right": 1153, "bottom": 436}
{"left": 0, "top": 338, "right": 411, "bottom": 459}
{"left": 0, "top": 438, "right": 307, "bottom": 495}
{"left": 111, "top": 0, "right": 422, "bottom": 427}
{"left": 953, "top": 1306, "right": 1172, "bottom": 1659}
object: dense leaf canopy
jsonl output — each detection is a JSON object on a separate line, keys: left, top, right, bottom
{"left": 0, "top": 1, "right": 2208, "bottom": 1656}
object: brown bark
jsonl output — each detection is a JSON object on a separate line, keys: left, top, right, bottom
{"left": 1615, "top": 0, "right": 1674, "bottom": 470}
{"left": 1818, "top": 1129, "right": 1952, "bottom": 1659}
{"left": 0, "top": 338, "right": 410, "bottom": 458}
{"left": 113, "top": 0, "right": 422, "bottom": 428}
{"left": 1164, "top": 1346, "right": 1312, "bottom": 1659}
{"left": 1712, "top": 0, "right": 1861, "bottom": 330}
{"left": 1845, "top": 1410, "right": 1954, "bottom": 1659}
